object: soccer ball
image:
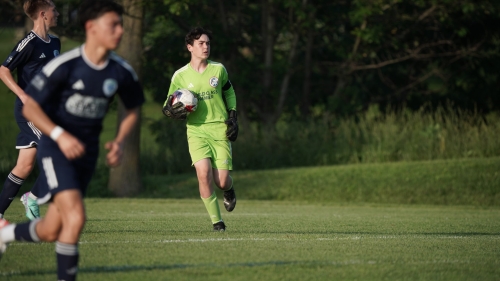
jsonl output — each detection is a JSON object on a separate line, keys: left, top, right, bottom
{"left": 172, "top": 89, "right": 198, "bottom": 113}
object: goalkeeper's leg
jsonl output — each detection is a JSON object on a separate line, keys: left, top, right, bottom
{"left": 211, "top": 140, "right": 236, "bottom": 212}
{"left": 213, "top": 170, "right": 236, "bottom": 212}
{"left": 194, "top": 158, "right": 224, "bottom": 231}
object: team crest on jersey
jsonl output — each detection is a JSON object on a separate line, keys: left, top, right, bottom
{"left": 66, "top": 93, "right": 108, "bottom": 119}
{"left": 209, "top": 77, "right": 218, "bottom": 88}
{"left": 31, "top": 74, "right": 45, "bottom": 91}
{"left": 53, "top": 50, "right": 59, "bottom": 57}
{"left": 103, "top": 79, "right": 118, "bottom": 97}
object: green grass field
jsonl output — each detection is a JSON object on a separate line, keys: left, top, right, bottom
{"left": 0, "top": 200, "right": 499, "bottom": 280}
{"left": 142, "top": 157, "right": 500, "bottom": 206}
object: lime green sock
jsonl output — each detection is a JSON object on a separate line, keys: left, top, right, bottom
{"left": 201, "top": 192, "right": 222, "bottom": 224}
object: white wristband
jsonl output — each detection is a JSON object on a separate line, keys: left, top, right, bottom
{"left": 50, "top": 126, "right": 64, "bottom": 141}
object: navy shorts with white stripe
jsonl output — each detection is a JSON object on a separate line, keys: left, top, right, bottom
{"left": 15, "top": 121, "right": 42, "bottom": 149}
{"left": 36, "top": 136, "right": 98, "bottom": 205}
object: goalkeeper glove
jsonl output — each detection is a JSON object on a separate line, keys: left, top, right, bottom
{"left": 225, "top": 110, "right": 238, "bottom": 142}
{"left": 162, "top": 95, "right": 188, "bottom": 120}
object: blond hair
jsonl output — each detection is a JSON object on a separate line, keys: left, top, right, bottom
{"left": 23, "top": 0, "right": 53, "bottom": 20}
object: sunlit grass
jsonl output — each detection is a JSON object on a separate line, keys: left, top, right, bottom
{"left": 1, "top": 200, "right": 499, "bottom": 281}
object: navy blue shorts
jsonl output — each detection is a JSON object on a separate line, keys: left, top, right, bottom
{"left": 36, "top": 136, "right": 98, "bottom": 205}
{"left": 16, "top": 121, "right": 42, "bottom": 149}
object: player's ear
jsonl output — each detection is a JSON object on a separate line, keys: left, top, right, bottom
{"left": 85, "top": 20, "right": 93, "bottom": 32}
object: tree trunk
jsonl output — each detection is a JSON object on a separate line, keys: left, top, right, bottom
{"left": 261, "top": 0, "right": 275, "bottom": 104}
{"left": 301, "top": 15, "right": 314, "bottom": 115}
{"left": 108, "top": 0, "right": 143, "bottom": 197}
{"left": 270, "top": 0, "right": 308, "bottom": 124}
{"left": 271, "top": 33, "right": 299, "bottom": 124}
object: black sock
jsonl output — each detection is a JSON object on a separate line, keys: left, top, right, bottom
{"left": 14, "top": 219, "right": 40, "bottom": 242}
{"left": 0, "top": 173, "right": 24, "bottom": 215}
{"left": 56, "top": 242, "right": 79, "bottom": 281}
{"left": 30, "top": 176, "right": 41, "bottom": 197}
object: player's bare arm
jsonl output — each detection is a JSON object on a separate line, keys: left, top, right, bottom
{"left": 22, "top": 96, "right": 85, "bottom": 160}
{"left": 0, "top": 66, "right": 29, "bottom": 104}
{"left": 105, "top": 107, "right": 140, "bottom": 167}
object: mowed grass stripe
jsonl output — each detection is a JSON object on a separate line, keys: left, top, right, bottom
{"left": 0, "top": 259, "right": 485, "bottom": 278}
{"left": 143, "top": 157, "right": 500, "bottom": 206}
{"left": 0, "top": 199, "right": 499, "bottom": 281}
{"left": 5, "top": 233, "right": 497, "bottom": 247}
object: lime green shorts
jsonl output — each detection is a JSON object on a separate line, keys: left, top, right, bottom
{"left": 188, "top": 136, "right": 233, "bottom": 170}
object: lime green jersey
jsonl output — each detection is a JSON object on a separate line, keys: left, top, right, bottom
{"left": 165, "top": 60, "right": 236, "bottom": 126}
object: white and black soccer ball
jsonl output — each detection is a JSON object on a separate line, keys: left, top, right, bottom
{"left": 172, "top": 89, "right": 198, "bottom": 113}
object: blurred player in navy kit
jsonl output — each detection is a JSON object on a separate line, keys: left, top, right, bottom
{"left": 0, "top": 1, "right": 145, "bottom": 280}
{"left": 0, "top": 0, "right": 60, "bottom": 221}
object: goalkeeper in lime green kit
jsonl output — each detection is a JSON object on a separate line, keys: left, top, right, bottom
{"left": 163, "top": 27, "right": 237, "bottom": 232}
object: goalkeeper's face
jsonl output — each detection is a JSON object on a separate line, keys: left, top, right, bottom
{"left": 188, "top": 34, "right": 211, "bottom": 60}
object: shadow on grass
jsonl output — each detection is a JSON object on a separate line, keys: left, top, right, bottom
{"left": 1, "top": 260, "right": 323, "bottom": 277}
{"left": 230, "top": 231, "right": 500, "bottom": 237}
{"left": 81, "top": 228, "right": 500, "bottom": 236}
{"left": 250, "top": 231, "right": 500, "bottom": 236}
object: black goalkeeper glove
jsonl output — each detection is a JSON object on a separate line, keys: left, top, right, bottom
{"left": 162, "top": 95, "right": 188, "bottom": 120}
{"left": 225, "top": 110, "right": 238, "bottom": 142}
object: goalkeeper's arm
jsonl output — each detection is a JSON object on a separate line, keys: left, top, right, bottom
{"left": 222, "top": 80, "right": 236, "bottom": 111}
{"left": 222, "top": 80, "right": 238, "bottom": 141}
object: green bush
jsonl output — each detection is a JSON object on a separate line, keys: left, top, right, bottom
{"left": 2, "top": 105, "right": 499, "bottom": 182}
{"left": 147, "top": 105, "right": 500, "bottom": 173}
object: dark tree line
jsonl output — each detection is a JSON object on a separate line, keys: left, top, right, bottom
{"left": 142, "top": 0, "right": 500, "bottom": 125}
{"left": 2, "top": 0, "right": 499, "bottom": 124}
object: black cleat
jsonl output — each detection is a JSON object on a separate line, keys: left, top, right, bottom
{"left": 223, "top": 187, "right": 236, "bottom": 212}
{"left": 213, "top": 221, "right": 226, "bottom": 232}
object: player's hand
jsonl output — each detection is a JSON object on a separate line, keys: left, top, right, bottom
{"left": 56, "top": 132, "right": 85, "bottom": 160}
{"left": 162, "top": 95, "right": 188, "bottom": 120}
{"left": 105, "top": 140, "right": 124, "bottom": 168}
{"left": 225, "top": 110, "right": 238, "bottom": 142}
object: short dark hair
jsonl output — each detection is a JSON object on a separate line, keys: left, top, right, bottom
{"left": 23, "top": 0, "right": 54, "bottom": 20}
{"left": 78, "top": 0, "right": 124, "bottom": 29}
{"left": 185, "top": 27, "right": 212, "bottom": 46}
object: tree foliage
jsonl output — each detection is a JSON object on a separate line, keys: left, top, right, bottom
{"left": 143, "top": 0, "right": 500, "bottom": 125}
{"left": 3, "top": 0, "right": 498, "bottom": 122}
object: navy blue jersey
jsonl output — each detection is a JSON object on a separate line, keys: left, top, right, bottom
{"left": 2, "top": 31, "right": 61, "bottom": 122}
{"left": 25, "top": 45, "right": 145, "bottom": 147}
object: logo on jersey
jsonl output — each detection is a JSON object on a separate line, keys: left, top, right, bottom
{"left": 31, "top": 74, "right": 45, "bottom": 91}
{"left": 103, "top": 79, "right": 118, "bottom": 97}
{"left": 65, "top": 93, "right": 108, "bottom": 119}
{"left": 53, "top": 50, "right": 59, "bottom": 57}
{"left": 6, "top": 56, "right": 13, "bottom": 64}
{"left": 188, "top": 83, "right": 194, "bottom": 88}
{"left": 198, "top": 90, "right": 217, "bottom": 100}
{"left": 72, "top": 80, "right": 85, "bottom": 90}
{"left": 39, "top": 53, "right": 46, "bottom": 59}
{"left": 209, "top": 77, "right": 218, "bottom": 88}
